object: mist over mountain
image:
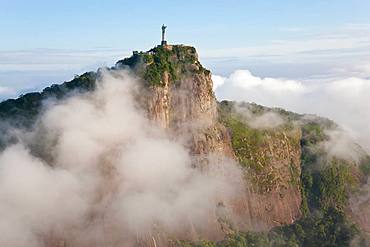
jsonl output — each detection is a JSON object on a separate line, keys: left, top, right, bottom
{"left": 0, "top": 44, "right": 370, "bottom": 247}
{"left": 213, "top": 70, "right": 370, "bottom": 153}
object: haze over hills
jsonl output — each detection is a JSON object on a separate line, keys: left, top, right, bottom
{"left": 0, "top": 44, "right": 370, "bottom": 247}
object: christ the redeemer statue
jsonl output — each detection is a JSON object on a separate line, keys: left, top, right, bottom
{"left": 161, "top": 24, "right": 167, "bottom": 46}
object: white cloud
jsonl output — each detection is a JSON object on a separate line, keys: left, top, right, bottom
{"left": 201, "top": 23, "right": 370, "bottom": 80}
{"left": 0, "top": 48, "right": 127, "bottom": 72}
{"left": 225, "top": 70, "right": 305, "bottom": 93}
{"left": 0, "top": 86, "right": 15, "bottom": 96}
{"left": 213, "top": 70, "right": 370, "bottom": 152}
{"left": 0, "top": 70, "right": 242, "bottom": 246}
{"left": 320, "top": 129, "right": 366, "bottom": 164}
{"left": 202, "top": 32, "right": 370, "bottom": 60}
{"left": 212, "top": 74, "right": 225, "bottom": 91}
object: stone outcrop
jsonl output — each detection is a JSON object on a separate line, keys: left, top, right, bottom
{"left": 117, "top": 45, "right": 235, "bottom": 160}
{"left": 0, "top": 44, "right": 307, "bottom": 246}
{"left": 4, "top": 43, "right": 370, "bottom": 246}
{"left": 230, "top": 129, "right": 302, "bottom": 230}
{"left": 117, "top": 45, "right": 303, "bottom": 233}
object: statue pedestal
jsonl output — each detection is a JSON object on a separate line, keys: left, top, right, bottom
{"left": 161, "top": 41, "right": 168, "bottom": 46}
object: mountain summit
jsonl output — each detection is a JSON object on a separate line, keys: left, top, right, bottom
{"left": 0, "top": 45, "right": 370, "bottom": 246}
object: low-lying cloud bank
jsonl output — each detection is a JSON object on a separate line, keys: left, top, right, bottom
{"left": 0, "top": 86, "right": 16, "bottom": 98}
{"left": 0, "top": 71, "right": 241, "bottom": 246}
{"left": 213, "top": 70, "right": 370, "bottom": 152}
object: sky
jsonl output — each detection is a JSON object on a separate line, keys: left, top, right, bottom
{"left": 1, "top": 0, "right": 370, "bottom": 98}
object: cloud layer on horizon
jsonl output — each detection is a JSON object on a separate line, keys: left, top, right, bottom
{"left": 0, "top": 86, "right": 15, "bottom": 97}
{"left": 0, "top": 48, "right": 128, "bottom": 100}
{"left": 2, "top": 23, "right": 370, "bottom": 101}
{"left": 213, "top": 70, "right": 370, "bottom": 152}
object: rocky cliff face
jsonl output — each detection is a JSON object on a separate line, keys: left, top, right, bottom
{"left": 116, "top": 45, "right": 235, "bottom": 160}
{"left": 218, "top": 102, "right": 302, "bottom": 230}
{"left": 116, "top": 45, "right": 303, "bottom": 232}
{"left": 2, "top": 44, "right": 368, "bottom": 246}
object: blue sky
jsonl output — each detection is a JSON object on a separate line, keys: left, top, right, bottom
{"left": 1, "top": 0, "right": 370, "bottom": 98}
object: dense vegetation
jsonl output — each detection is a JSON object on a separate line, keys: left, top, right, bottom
{"left": 116, "top": 45, "right": 210, "bottom": 86}
{"left": 210, "top": 101, "right": 368, "bottom": 246}
{"left": 218, "top": 101, "right": 301, "bottom": 193}
{"left": 273, "top": 119, "right": 363, "bottom": 247}
{"left": 0, "top": 72, "right": 97, "bottom": 149}
{"left": 0, "top": 72, "right": 96, "bottom": 124}
{"left": 0, "top": 45, "right": 208, "bottom": 148}
{"left": 1, "top": 45, "right": 207, "bottom": 125}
